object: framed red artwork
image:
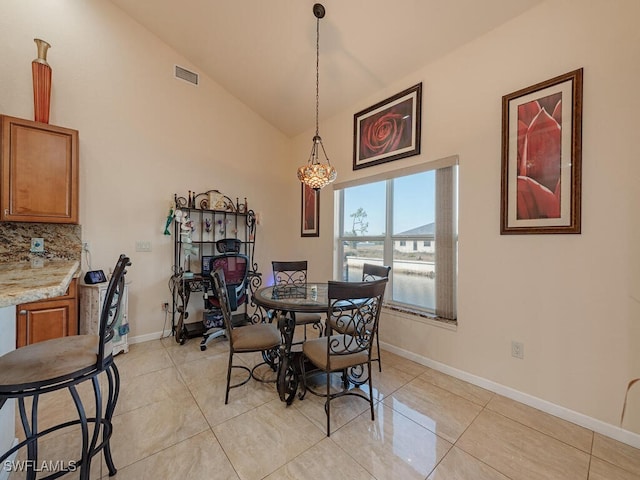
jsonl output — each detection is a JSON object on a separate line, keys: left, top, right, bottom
{"left": 301, "top": 183, "right": 319, "bottom": 237}
{"left": 353, "top": 83, "right": 422, "bottom": 170}
{"left": 500, "top": 68, "right": 583, "bottom": 234}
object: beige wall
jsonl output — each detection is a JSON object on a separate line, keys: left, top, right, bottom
{"left": 2, "top": 0, "right": 639, "bottom": 447}
{"left": 292, "top": 0, "right": 640, "bottom": 443}
{"left": 0, "top": 0, "right": 297, "bottom": 340}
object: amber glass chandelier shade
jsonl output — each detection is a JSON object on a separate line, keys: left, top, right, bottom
{"left": 297, "top": 134, "right": 336, "bottom": 190}
{"left": 32, "top": 38, "right": 52, "bottom": 123}
{"left": 297, "top": 164, "right": 337, "bottom": 190}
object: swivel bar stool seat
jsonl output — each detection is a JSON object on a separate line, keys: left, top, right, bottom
{"left": 0, "top": 254, "right": 131, "bottom": 480}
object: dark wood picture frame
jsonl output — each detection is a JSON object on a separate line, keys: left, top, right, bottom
{"left": 353, "top": 83, "right": 422, "bottom": 170}
{"left": 500, "top": 68, "right": 583, "bottom": 234}
{"left": 301, "top": 183, "right": 319, "bottom": 237}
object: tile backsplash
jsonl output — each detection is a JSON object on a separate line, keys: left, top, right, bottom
{"left": 0, "top": 222, "right": 81, "bottom": 263}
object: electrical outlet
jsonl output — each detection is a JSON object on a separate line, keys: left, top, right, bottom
{"left": 161, "top": 302, "right": 169, "bottom": 312}
{"left": 511, "top": 341, "right": 524, "bottom": 359}
{"left": 30, "top": 237, "right": 44, "bottom": 253}
{"left": 83, "top": 242, "right": 90, "bottom": 252}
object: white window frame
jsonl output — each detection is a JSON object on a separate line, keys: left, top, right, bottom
{"left": 333, "top": 155, "right": 458, "bottom": 321}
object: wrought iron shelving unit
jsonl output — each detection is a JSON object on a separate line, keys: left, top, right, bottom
{"left": 169, "top": 190, "right": 262, "bottom": 344}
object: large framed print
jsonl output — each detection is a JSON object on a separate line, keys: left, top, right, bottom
{"left": 500, "top": 68, "right": 583, "bottom": 234}
{"left": 353, "top": 83, "right": 422, "bottom": 170}
{"left": 301, "top": 183, "right": 319, "bottom": 237}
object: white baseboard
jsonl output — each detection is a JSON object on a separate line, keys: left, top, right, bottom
{"left": 128, "top": 330, "right": 173, "bottom": 345}
{"left": 380, "top": 341, "right": 640, "bottom": 450}
{"left": 0, "top": 438, "right": 18, "bottom": 480}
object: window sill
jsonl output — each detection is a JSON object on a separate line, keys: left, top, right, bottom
{"left": 383, "top": 303, "right": 457, "bottom": 331}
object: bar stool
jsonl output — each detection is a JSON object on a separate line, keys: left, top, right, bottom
{"left": 0, "top": 254, "right": 131, "bottom": 479}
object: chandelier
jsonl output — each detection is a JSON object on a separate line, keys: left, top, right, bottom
{"left": 297, "top": 3, "right": 337, "bottom": 191}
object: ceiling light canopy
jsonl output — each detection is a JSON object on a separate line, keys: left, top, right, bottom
{"left": 297, "top": 3, "right": 336, "bottom": 191}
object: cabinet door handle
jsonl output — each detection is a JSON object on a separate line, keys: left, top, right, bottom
{"left": 19, "top": 310, "right": 27, "bottom": 315}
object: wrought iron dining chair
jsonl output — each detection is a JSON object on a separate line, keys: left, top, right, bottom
{"left": 300, "top": 279, "right": 387, "bottom": 436}
{"left": 272, "top": 260, "right": 323, "bottom": 341}
{"left": 327, "top": 263, "right": 390, "bottom": 372}
{"left": 212, "top": 268, "right": 282, "bottom": 404}
{"left": 0, "top": 254, "right": 131, "bottom": 480}
{"left": 362, "top": 263, "right": 391, "bottom": 370}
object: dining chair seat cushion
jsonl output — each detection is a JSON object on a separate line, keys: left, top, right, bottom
{"left": 303, "top": 335, "right": 369, "bottom": 372}
{"left": 294, "top": 312, "right": 322, "bottom": 325}
{"left": 0, "top": 335, "right": 103, "bottom": 390}
{"left": 231, "top": 323, "right": 281, "bottom": 352}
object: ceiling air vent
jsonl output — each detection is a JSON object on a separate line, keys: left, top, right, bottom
{"left": 174, "top": 65, "right": 199, "bottom": 86}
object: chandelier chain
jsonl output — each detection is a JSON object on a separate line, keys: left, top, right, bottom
{"left": 315, "top": 15, "right": 320, "bottom": 137}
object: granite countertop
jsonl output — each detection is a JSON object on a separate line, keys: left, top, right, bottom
{"left": 0, "top": 260, "right": 80, "bottom": 308}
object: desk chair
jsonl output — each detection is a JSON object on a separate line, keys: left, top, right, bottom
{"left": 200, "top": 239, "right": 249, "bottom": 351}
{"left": 212, "top": 268, "right": 281, "bottom": 404}
{"left": 0, "top": 254, "right": 131, "bottom": 479}
{"left": 300, "top": 279, "right": 386, "bottom": 436}
{"left": 272, "top": 261, "right": 323, "bottom": 341}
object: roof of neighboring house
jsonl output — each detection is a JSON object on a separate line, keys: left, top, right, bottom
{"left": 397, "top": 223, "right": 435, "bottom": 236}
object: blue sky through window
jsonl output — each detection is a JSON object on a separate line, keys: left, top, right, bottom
{"left": 343, "top": 171, "right": 435, "bottom": 236}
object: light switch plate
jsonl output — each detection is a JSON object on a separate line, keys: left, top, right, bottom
{"left": 135, "top": 240, "right": 152, "bottom": 252}
{"left": 30, "top": 237, "right": 44, "bottom": 253}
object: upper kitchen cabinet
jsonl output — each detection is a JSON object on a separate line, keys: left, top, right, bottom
{"left": 0, "top": 115, "right": 79, "bottom": 224}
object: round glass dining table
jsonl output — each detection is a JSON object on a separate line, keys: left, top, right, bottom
{"left": 253, "top": 283, "right": 328, "bottom": 404}
{"left": 254, "top": 283, "right": 328, "bottom": 313}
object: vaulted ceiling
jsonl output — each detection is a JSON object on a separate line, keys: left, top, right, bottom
{"left": 108, "top": 0, "right": 542, "bottom": 137}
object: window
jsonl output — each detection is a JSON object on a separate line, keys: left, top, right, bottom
{"left": 334, "top": 158, "right": 458, "bottom": 320}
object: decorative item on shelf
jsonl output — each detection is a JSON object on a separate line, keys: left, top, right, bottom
{"left": 204, "top": 217, "right": 213, "bottom": 241}
{"left": 174, "top": 209, "right": 198, "bottom": 278}
{"left": 297, "top": 3, "right": 337, "bottom": 191}
{"left": 208, "top": 190, "right": 222, "bottom": 210}
{"left": 182, "top": 243, "right": 198, "bottom": 278}
{"left": 174, "top": 190, "right": 242, "bottom": 212}
{"left": 236, "top": 197, "right": 248, "bottom": 214}
{"left": 216, "top": 218, "right": 231, "bottom": 235}
{"left": 163, "top": 203, "right": 175, "bottom": 235}
{"left": 32, "top": 38, "right": 52, "bottom": 123}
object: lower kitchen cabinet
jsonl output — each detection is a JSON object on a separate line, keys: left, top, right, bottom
{"left": 16, "top": 278, "right": 78, "bottom": 348}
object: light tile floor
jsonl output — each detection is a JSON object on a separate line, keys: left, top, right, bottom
{"left": 6, "top": 335, "right": 640, "bottom": 480}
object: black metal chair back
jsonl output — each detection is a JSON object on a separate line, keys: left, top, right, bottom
{"left": 272, "top": 260, "right": 309, "bottom": 287}
{"left": 212, "top": 268, "right": 236, "bottom": 335}
{"left": 360, "top": 263, "right": 390, "bottom": 372}
{"left": 326, "top": 279, "right": 387, "bottom": 355}
{"left": 98, "top": 254, "right": 131, "bottom": 366}
{"left": 362, "top": 263, "right": 391, "bottom": 282}
{"left": 271, "top": 260, "right": 323, "bottom": 340}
